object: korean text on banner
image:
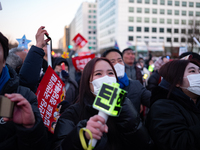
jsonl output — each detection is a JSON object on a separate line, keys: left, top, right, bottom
{"left": 72, "top": 33, "right": 88, "bottom": 48}
{"left": 36, "top": 66, "right": 65, "bottom": 134}
{"left": 72, "top": 54, "right": 95, "bottom": 71}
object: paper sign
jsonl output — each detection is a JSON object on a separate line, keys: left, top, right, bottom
{"left": 179, "top": 46, "right": 188, "bottom": 56}
{"left": 72, "top": 54, "right": 95, "bottom": 71}
{"left": 72, "top": 33, "right": 88, "bottom": 48}
{"left": 36, "top": 66, "right": 65, "bottom": 133}
{"left": 93, "top": 83, "right": 127, "bottom": 116}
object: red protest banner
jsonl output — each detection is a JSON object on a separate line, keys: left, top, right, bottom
{"left": 36, "top": 66, "right": 65, "bottom": 133}
{"left": 72, "top": 33, "right": 88, "bottom": 48}
{"left": 72, "top": 54, "right": 95, "bottom": 71}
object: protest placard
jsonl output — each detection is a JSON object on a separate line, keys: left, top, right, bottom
{"left": 36, "top": 66, "right": 65, "bottom": 133}
{"left": 72, "top": 54, "right": 95, "bottom": 71}
{"left": 72, "top": 33, "right": 88, "bottom": 48}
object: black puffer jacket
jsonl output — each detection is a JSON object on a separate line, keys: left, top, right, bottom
{"left": 147, "top": 70, "right": 161, "bottom": 92}
{"left": 53, "top": 98, "right": 153, "bottom": 150}
{"left": 146, "top": 79, "right": 200, "bottom": 150}
{"left": 0, "top": 65, "right": 47, "bottom": 150}
{"left": 124, "top": 79, "right": 151, "bottom": 112}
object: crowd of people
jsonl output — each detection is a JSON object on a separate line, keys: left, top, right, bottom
{"left": 0, "top": 26, "right": 200, "bottom": 150}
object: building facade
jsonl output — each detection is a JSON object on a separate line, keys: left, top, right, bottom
{"left": 97, "top": 0, "right": 200, "bottom": 57}
{"left": 69, "top": 2, "right": 97, "bottom": 53}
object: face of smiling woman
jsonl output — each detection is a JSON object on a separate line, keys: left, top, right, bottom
{"left": 89, "top": 60, "right": 116, "bottom": 94}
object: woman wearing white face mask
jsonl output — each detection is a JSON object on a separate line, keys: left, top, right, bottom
{"left": 146, "top": 59, "right": 200, "bottom": 150}
{"left": 53, "top": 57, "right": 153, "bottom": 150}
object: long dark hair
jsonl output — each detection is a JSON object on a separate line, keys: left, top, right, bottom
{"left": 77, "top": 57, "right": 118, "bottom": 106}
{"left": 159, "top": 59, "right": 200, "bottom": 97}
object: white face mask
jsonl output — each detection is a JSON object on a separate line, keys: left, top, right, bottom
{"left": 91, "top": 75, "right": 117, "bottom": 95}
{"left": 181, "top": 74, "right": 200, "bottom": 96}
{"left": 114, "top": 63, "right": 125, "bottom": 78}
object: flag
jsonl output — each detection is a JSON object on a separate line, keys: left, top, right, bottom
{"left": 114, "top": 40, "right": 119, "bottom": 50}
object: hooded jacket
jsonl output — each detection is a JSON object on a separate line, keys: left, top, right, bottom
{"left": 0, "top": 65, "right": 47, "bottom": 150}
{"left": 53, "top": 97, "right": 153, "bottom": 150}
{"left": 146, "top": 79, "right": 200, "bottom": 150}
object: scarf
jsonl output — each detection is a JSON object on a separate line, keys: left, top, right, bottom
{"left": 0, "top": 66, "right": 10, "bottom": 92}
{"left": 118, "top": 73, "right": 129, "bottom": 88}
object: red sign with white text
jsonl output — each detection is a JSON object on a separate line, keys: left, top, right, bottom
{"left": 72, "top": 54, "right": 95, "bottom": 71}
{"left": 72, "top": 33, "right": 88, "bottom": 48}
{"left": 36, "top": 66, "right": 65, "bottom": 133}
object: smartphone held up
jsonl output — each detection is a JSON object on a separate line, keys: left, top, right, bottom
{"left": 0, "top": 96, "right": 14, "bottom": 118}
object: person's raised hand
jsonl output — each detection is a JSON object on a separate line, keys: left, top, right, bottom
{"left": 35, "top": 26, "right": 50, "bottom": 49}
{"left": 85, "top": 115, "right": 108, "bottom": 140}
{"left": 4, "top": 93, "right": 35, "bottom": 128}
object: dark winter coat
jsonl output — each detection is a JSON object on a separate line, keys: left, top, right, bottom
{"left": 147, "top": 70, "right": 161, "bottom": 92}
{"left": 123, "top": 79, "right": 151, "bottom": 113}
{"left": 0, "top": 65, "right": 47, "bottom": 150}
{"left": 53, "top": 98, "right": 153, "bottom": 150}
{"left": 146, "top": 79, "right": 200, "bottom": 150}
{"left": 124, "top": 63, "right": 143, "bottom": 84}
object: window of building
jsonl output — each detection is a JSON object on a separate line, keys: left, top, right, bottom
{"left": 93, "top": 31, "right": 96, "bottom": 34}
{"left": 93, "top": 42, "right": 96, "bottom": 45}
{"left": 168, "top": 0, "right": 172, "bottom": 6}
{"left": 182, "top": 20, "right": 186, "bottom": 25}
{"left": 89, "top": 10, "right": 92, "bottom": 13}
{"left": 144, "top": 27, "right": 149, "bottom": 32}
{"left": 181, "top": 38, "right": 186, "bottom": 42}
{"left": 195, "top": 29, "right": 199, "bottom": 34}
{"left": 182, "top": 1, "right": 187, "bottom": 7}
{"left": 137, "top": 8, "right": 142, "bottom": 13}
{"left": 137, "top": 27, "right": 142, "bottom": 32}
{"left": 152, "top": 9, "right": 157, "bottom": 14}
{"left": 159, "top": 37, "right": 164, "bottom": 41}
{"left": 167, "top": 28, "right": 171, "bottom": 33}
{"left": 197, "top": 3, "right": 200, "bottom": 8}
{"left": 93, "top": 16, "right": 96, "bottom": 18}
{"left": 93, "top": 10, "right": 96, "bottom": 13}
{"left": 89, "top": 15, "right": 92, "bottom": 18}
{"left": 167, "top": 38, "right": 171, "bottom": 42}
{"left": 182, "top": 11, "right": 186, "bottom": 16}
{"left": 128, "top": 36, "right": 134, "bottom": 41}
{"left": 160, "top": 9, "right": 165, "bottom": 14}
{"left": 128, "top": 26, "right": 134, "bottom": 31}
{"left": 88, "top": 21, "right": 91, "bottom": 23}
{"left": 137, "top": 36, "right": 142, "bottom": 39}
{"left": 89, "top": 42, "right": 91, "bottom": 45}
{"left": 88, "top": 31, "right": 91, "bottom": 34}
{"left": 160, "top": 28, "right": 164, "bottom": 33}
{"left": 93, "top": 26, "right": 96, "bottom": 29}
{"left": 167, "top": 10, "right": 172, "bottom": 15}
{"left": 153, "top": 0, "right": 157, "bottom": 4}
{"left": 174, "top": 29, "right": 179, "bottom": 33}
{"left": 137, "top": 17, "right": 142, "bottom": 22}
{"left": 144, "top": 36, "right": 149, "bottom": 39}
{"left": 88, "top": 37, "right": 91, "bottom": 39}
{"left": 93, "top": 47, "right": 96, "bottom": 50}
{"left": 129, "top": 7, "right": 134, "bottom": 12}
{"left": 175, "top": 10, "right": 179, "bottom": 15}
{"left": 93, "top": 21, "right": 96, "bottom": 24}
{"left": 93, "top": 37, "right": 96, "bottom": 39}
{"left": 93, "top": 5, "right": 96, "bottom": 8}
{"left": 189, "top": 2, "right": 194, "bottom": 7}
{"left": 145, "top": 0, "right": 149, "bottom": 4}
{"left": 196, "top": 21, "right": 200, "bottom": 25}
{"left": 196, "top": 12, "right": 200, "bottom": 16}
{"left": 145, "top": 18, "right": 149, "bottom": 23}
{"left": 189, "top": 11, "right": 193, "bottom": 16}
{"left": 188, "top": 29, "right": 193, "bottom": 34}
{"left": 181, "top": 29, "right": 186, "bottom": 34}
{"left": 167, "top": 19, "right": 172, "bottom": 24}
{"left": 188, "top": 38, "right": 193, "bottom": 42}
{"left": 89, "top": 4, "right": 91, "bottom": 7}
{"left": 88, "top": 46, "right": 92, "bottom": 49}
{"left": 152, "top": 18, "right": 157, "bottom": 23}
{"left": 129, "top": 0, "right": 134, "bottom": 3}
{"left": 129, "top": 16, "right": 134, "bottom": 22}
{"left": 145, "top": 8, "right": 150, "bottom": 13}
{"left": 174, "top": 38, "right": 179, "bottom": 42}
{"left": 189, "top": 20, "right": 193, "bottom": 25}
{"left": 137, "top": 0, "right": 142, "bottom": 3}
{"left": 152, "top": 27, "right": 157, "bottom": 32}
{"left": 160, "top": 18, "right": 165, "bottom": 23}
{"left": 175, "top": 1, "right": 179, "bottom": 6}
{"left": 160, "top": 0, "right": 165, "bottom": 5}
{"left": 174, "top": 19, "right": 179, "bottom": 24}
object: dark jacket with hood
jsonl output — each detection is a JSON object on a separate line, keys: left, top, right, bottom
{"left": 0, "top": 65, "right": 47, "bottom": 150}
{"left": 146, "top": 79, "right": 200, "bottom": 150}
{"left": 53, "top": 97, "right": 153, "bottom": 150}
{"left": 147, "top": 70, "right": 161, "bottom": 92}
{"left": 123, "top": 79, "right": 151, "bottom": 112}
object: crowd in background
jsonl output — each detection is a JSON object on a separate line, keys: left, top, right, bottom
{"left": 0, "top": 26, "right": 200, "bottom": 150}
